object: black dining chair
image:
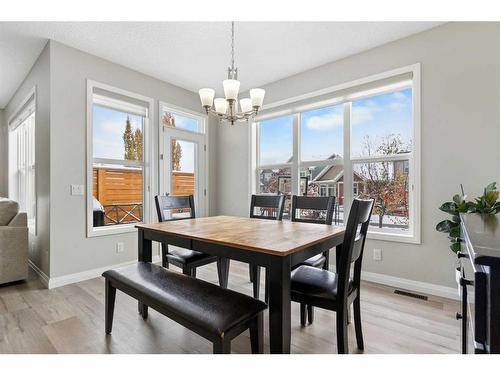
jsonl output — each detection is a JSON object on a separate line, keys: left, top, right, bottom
{"left": 248, "top": 194, "right": 285, "bottom": 299}
{"left": 290, "top": 198, "right": 374, "bottom": 354}
{"left": 254, "top": 195, "right": 336, "bottom": 304}
{"left": 290, "top": 195, "right": 335, "bottom": 322}
{"left": 155, "top": 195, "right": 229, "bottom": 288}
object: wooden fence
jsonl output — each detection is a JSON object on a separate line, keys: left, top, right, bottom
{"left": 93, "top": 167, "right": 194, "bottom": 225}
{"left": 171, "top": 172, "right": 195, "bottom": 196}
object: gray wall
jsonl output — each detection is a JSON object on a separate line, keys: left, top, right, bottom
{"left": 215, "top": 22, "right": 500, "bottom": 289}
{"left": 4, "top": 42, "right": 51, "bottom": 275}
{"left": 48, "top": 41, "right": 206, "bottom": 278}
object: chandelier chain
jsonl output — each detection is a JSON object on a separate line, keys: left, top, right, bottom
{"left": 231, "top": 21, "right": 235, "bottom": 73}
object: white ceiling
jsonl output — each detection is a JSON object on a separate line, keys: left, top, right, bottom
{"left": 0, "top": 22, "right": 443, "bottom": 108}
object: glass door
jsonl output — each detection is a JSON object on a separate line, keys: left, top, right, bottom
{"left": 160, "top": 124, "right": 207, "bottom": 217}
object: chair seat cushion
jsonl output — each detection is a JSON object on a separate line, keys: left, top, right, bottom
{"left": 297, "top": 254, "right": 326, "bottom": 268}
{"left": 291, "top": 265, "right": 353, "bottom": 301}
{"left": 167, "top": 247, "right": 217, "bottom": 265}
{"left": 103, "top": 262, "right": 267, "bottom": 337}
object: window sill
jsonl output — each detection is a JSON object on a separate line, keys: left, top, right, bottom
{"left": 87, "top": 223, "right": 139, "bottom": 238}
{"left": 367, "top": 231, "right": 421, "bottom": 245}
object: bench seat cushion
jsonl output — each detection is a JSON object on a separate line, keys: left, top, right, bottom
{"left": 103, "top": 262, "right": 267, "bottom": 338}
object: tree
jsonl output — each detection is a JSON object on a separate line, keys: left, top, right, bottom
{"left": 134, "top": 128, "right": 143, "bottom": 161}
{"left": 358, "top": 134, "right": 409, "bottom": 228}
{"left": 161, "top": 112, "right": 182, "bottom": 171}
{"left": 123, "top": 116, "right": 143, "bottom": 161}
{"left": 123, "top": 116, "right": 136, "bottom": 160}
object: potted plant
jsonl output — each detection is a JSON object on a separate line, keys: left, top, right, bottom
{"left": 436, "top": 182, "right": 500, "bottom": 254}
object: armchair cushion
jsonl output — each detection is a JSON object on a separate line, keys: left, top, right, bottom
{"left": 0, "top": 198, "right": 19, "bottom": 226}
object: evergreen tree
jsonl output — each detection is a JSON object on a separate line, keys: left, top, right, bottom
{"left": 134, "top": 128, "right": 143, "bottom": 161}
{"left": 160, "top": 112, "right": 182, "bottom": 171}
{"left": 123, "top": 116, "right": 136, "bottom": 160}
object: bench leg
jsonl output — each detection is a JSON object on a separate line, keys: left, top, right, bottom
{"left": 105, "top": 279, "right": 116, "bottom": 334}
{"left": 249, "top": 312, "right": 264, "bottom": 354}
{"left": 251, "top": 265, "right": 261, "bottom": 299}
{"left": 217, "top": 257, "right": 230, "bottom": 288}
{"left": 213, "top": 338, "right": 231, "bottom": 354}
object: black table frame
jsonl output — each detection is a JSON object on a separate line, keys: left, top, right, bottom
{"left": 137, "top": 226, "right": 344, "bottom": 354}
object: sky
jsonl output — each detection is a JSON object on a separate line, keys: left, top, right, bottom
{"left": 93, "top": 105, "right": 143, "bottom": 160}
{"left": 259, "top": 87, "right": 412, "bottom": 165}
{"left": 93, "top": 106, "right": 197, "bottom": 172}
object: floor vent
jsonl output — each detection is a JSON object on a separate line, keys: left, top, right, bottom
{"left": 394, "top": 289, "right": 428, "bottom": 301}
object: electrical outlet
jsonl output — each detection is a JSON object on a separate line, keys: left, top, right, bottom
{"left": 70, "top": 184, "right": 84, "bottom": 196}
{"left": 116, "top": 242, "right": 124, "bottom": 253}
{"left": 373, "top": 248, "right": 382, "bottom": 261}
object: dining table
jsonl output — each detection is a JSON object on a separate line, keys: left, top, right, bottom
{"left": 135, "top": 215, "right": 345, "bottom": 354}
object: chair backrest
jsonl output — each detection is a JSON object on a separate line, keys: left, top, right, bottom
{"left": 155, "top": 195, "right": 195, "bottom": 222}
{"left": 249, "top": 194, "right": 285, "bottom": 220}
{"left": 337, "top": 198, "right": 374, "bottom": 299}
{"left": 290, "top": 195, "right": 335, "bottom": 225}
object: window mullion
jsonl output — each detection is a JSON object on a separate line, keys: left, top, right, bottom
{"left": 343, "top": 102, "right": 353, "bottom": 219}
{"left": 292, "top": 113, "right": 300, "bottom": 196}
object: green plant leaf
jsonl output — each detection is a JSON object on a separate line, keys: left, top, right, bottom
{"left": 450, "top": 242, "right": 462, "bottom": 253}
{"left": 449, "top": 225, "right": 461, "bottom": 239}
{"left": 439, "top": 202, "right": 457, "bottom": 215}
{"left": 453, "top": 194, "right": 463, "bottom": 205}
{"left": 436, "top": 220, "right": 453, "bottom": 233}
{"left": 485, "top": 182, "right": 497, "bottom": 193}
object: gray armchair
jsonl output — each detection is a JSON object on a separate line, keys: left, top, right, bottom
{"left": 0, "top": 198, "right": 28, "bottom": 284}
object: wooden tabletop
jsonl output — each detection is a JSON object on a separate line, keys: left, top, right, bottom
{"left": 136, "top": 215, "right": 344, "bottom": 256}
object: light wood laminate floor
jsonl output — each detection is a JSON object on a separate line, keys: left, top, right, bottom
{"left": 0, "top": 261, "right": 460, "bottom": 354}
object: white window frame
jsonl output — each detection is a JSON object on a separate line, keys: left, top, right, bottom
{"left": 158, "top": 102, "right": 209, "bottom": 216}
{"left": 8, "top": 87, "right": 37, "bottom": 234}
{"left": 251, "top": 64, "right": 421, "bottom": 244}
{"left": 86, "top": 80, "right": 154, "bottom": 237}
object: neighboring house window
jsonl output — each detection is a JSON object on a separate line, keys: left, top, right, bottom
{"left": 253, "top": 66, "right": 420, "bottom": 243}
{"left": 320, "top": 185, "right": 327, "bottom": 197}
{"left": 87, "top": 81, "right": 153, "bottom": 237}
{"left": 8, "top": 92, "right": 36, "bottom": 233}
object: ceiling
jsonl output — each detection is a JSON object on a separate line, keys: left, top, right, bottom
{"left": 0, "top": 22, "right": 443, "bottom": 108}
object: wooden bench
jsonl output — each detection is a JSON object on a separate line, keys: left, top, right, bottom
{"left": 102, "top": 262, "right": 267, "bottom": 354}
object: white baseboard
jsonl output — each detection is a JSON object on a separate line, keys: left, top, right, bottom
{"left": 361, "top": 270, "right": 459, "bottom": 301}
{"left": 28, "top": 259, "right": 49, "bottom": 288}
{"left": 30, "top": 257, "right": 459, "bottom": 300}
{"left": 30, "top": 256, "right": 160, "bottom": 289}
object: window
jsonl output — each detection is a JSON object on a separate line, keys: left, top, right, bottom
{"left": 253, "top": 65, "right": 420, "bottom": 243}
{"left": 160, "top": 104, "right": 205, "bottom": 134}
{"left": 87, "top": 81, "right": 153, "bottom": 236}
{"left": 8, "top": 91, "right": 36, "bottom": 233}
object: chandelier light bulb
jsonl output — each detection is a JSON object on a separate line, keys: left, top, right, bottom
{"left": 250, "top": 88, "right": 265, "bottom": 108}
{"left": 199, "top": 88, "right": 215, "bottom": 107}
{"left": 240, "top": 98, "right": 253, "bottom": 113}
{"left": 223, "top": 79, "right": 240, "bottom": 100}
{"left": 214, "top": 98, "right": 228, "bottom": 114}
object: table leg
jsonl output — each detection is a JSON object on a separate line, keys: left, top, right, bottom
{"left": 268, "top": 255, "right": 291, "bottom": 354}
{"left": 138, "top": 228, "right": 152, "bottom": 318}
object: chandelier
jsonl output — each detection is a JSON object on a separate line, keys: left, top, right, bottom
{"left": 198, "top": 22, "right": 265, "bottom": 125}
